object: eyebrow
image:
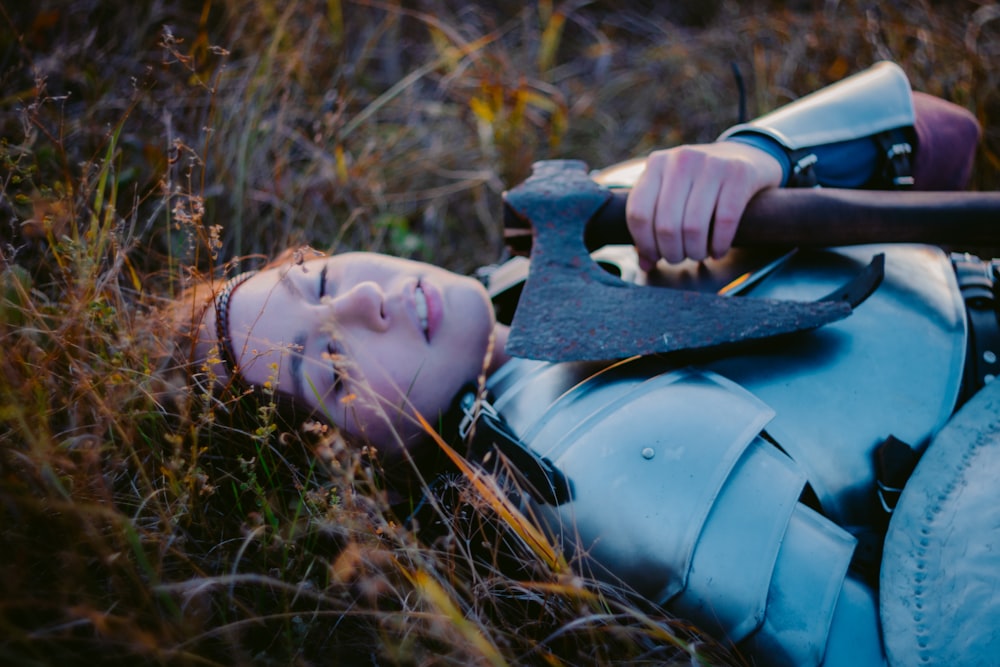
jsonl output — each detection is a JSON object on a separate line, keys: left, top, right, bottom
{"left": 278, "top": 266, "right": 305, "bottom": 299}
{"left": 289, "top": 332, "right": 308, "bottom": 400}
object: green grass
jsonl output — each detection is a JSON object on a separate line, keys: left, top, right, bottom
{"left": 1, "top": 1, "right": 998, "bottom": 664}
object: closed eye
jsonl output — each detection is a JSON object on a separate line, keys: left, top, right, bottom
{"left": 318, "top": 263, "right": 328, "bottom": 299}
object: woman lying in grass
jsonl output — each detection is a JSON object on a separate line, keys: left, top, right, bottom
{"left": 177, "top": 62, "right": 986, "bottom": 666}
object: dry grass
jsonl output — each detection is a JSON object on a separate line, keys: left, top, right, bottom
{"left": 1, "top": 0, "right": 998, "bottom": 665}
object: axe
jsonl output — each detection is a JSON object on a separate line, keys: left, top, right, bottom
{"left": 502, "top": 159, "right": 1000, "bottom": 362}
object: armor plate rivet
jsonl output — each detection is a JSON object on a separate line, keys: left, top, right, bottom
{"left": 984, "top": 350, "right": 997, "bottom": 364}
{"left": 641, "top": 447, "right": 655, "bottom": 460}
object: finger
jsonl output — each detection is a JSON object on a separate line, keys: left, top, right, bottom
{"left": 653, "top": 166, "right": 692, "bottom": 264}
{"left": 626, "top": 159, "right": 663, "bottom": 270}
{"left": 680, "top": 172, "right": 723, "bottom": 262}
{"left": 710, "top": 177, "right": 754, "bottom": 259}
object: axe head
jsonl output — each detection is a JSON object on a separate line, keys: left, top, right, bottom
{"left": 502, "top": 160, "right": 862, "bottom": 362}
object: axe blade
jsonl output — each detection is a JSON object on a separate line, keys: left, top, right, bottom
{"left": 503, "top": 160, "right": 854, "bottom": 362}
{"left": 505, "top": 275, "right": 852, "bottom": 361}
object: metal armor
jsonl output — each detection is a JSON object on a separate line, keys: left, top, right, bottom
{"left": 475, "top": 62, "right": 980, "bottom": 664}
{"left": 718, "top": 60, "right": 916, "bottom": 186}
{"left": 483, "top": 243, "right": 965, "bottom": 666}
{"left": 594, "top": 61, "right": 918, "bottom": 191}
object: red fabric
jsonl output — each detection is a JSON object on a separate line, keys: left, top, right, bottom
{"left": 912, "top": 91, "right": 981, "bottom": 190}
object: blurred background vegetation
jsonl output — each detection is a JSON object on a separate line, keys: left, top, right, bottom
{"left": 1, "top": 1, "right": 998, "bottom": 665}
{"left": 3, "top": 0, "right": 998, "bottom": 276}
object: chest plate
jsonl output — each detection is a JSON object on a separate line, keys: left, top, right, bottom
{"left": 491, "top": 244, "right": 965, "bottom": 529}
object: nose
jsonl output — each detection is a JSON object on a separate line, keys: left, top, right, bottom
{"left": 328, "top": 281, "right": 388, "bottom": 331}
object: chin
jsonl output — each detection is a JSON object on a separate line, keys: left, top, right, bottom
{"left": 458, "top": 293, "right": 496, "bottom": 352}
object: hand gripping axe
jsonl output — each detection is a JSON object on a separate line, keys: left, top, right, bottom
{"left": 502, "top": 159, "right": 1000, "bottom": 362}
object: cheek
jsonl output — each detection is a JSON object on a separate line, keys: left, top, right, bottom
{"left": 342, "top": 346, "right": 464, "bottom": 425}
{"left": 334, "top": 309, "right": 493, "bottom": 428}
{"left": 331, "top": 345, "right": 417, "bottom": 426}
{"left": 332, "top": 373, "right": 434, "bottom": 450}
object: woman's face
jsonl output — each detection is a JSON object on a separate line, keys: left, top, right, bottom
{"left": 221, "top": 252, "right": 496, "bottom": 456}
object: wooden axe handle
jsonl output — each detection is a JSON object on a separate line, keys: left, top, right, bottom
{"left": 576, "top": 187, "right": 1000, "bottom": 251}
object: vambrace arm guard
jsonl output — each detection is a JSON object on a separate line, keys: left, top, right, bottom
{"left": 718, "top": 61, "right": 916, "bottom": 189}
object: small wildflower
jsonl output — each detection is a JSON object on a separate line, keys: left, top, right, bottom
{"left": 302, "top": 420, "right": 328, "bottom": 435}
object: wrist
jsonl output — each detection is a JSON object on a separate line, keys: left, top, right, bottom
{"left": 723, "top": 134, "right": 791, "bottom": 186}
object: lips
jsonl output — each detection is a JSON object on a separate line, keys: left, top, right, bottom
{"left": 415, "top": 284, "right": 429, "bottom": 338}
{"left": 415, "top": 279, "right": 441, "bottom": 342}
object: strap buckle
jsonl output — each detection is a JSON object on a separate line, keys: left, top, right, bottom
{"left": 458, "top": 388, "right": 572, "bottom": 505}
